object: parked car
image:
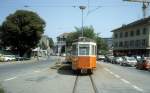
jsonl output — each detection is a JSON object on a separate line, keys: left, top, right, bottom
{"left": 133, "top": 55, "right": 142, "bottom": 62}
{"left": 0, "top": 55, "right": 16, "bottom": 62}
{"left": 136, "top": 57, "right": 150, "bottom": 70}
{"left": 104, "top": 55, "right": 114, "bottom": 63}
{"left": 15, "top": 56, "right": 24, "bottom": 61}
{"left": 112, "top": 57, "right": 124, "bottom": 64}
{"left": 97, "top": 55, "right": 105, "bottom": 61}
{"left": 61, "top": 53, "right": 66, "bottom": 57}
{"left": 145, "top": 57, "right": 150, "bottom": 70}
{"left": 121, "top": 56, "right": 137, "bottom": 66}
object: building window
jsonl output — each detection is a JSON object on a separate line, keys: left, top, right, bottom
{"left": 114, "top": 42, "right": 118, "bottom": 47}
{"left": 136, "top": 29, "right": 140, "bottom": 36}
{"left": 142, "top": 39, "right": 146, "bottom": 47}
{"left": 135, "top": 40, "right": 138, "bottom": 47}
{"left": 119, "top": 42, "right": 123, "bottom": 47}
{"left": 125, "top": 32, "right": 128, "bottom": 37}
{"left": 130, "top": 40, "right": 134, "bottom": 47}
{"left": 130, "top": 31, "right": 134, "bottom": 36}
{"left": 120, "top": 32, "right": 123, "bottom": 38}
{"left": 135, "top": 40, "right": 140, "bottom": 47}
{"left": 124, "top": 41, "right": 129, "bottom": 48}
{"left": 138, "top": 40, "right": 141, "bottom": 47}
{"left": 143, "top": 28, "right": 147, "bottom": 35}
{"left": 114, "top": 33, "right": 118, "bottom": 38}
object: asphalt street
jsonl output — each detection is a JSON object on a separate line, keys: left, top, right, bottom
{"left": 0, "top": 57, "right": 150, "bottom": 93}
{"left": 0, "top": 56, "right": 55, "bottom": 81}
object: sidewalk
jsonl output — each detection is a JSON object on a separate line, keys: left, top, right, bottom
{"left": 0, "top": 56, "right": 48, "bottom": 65}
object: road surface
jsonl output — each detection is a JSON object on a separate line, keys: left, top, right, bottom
{"left": 0, "top": 57, "right": 150, "bottom": 93}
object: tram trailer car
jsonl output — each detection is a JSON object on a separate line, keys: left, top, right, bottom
{"left": 71, "top": 37, "right": 97, "bottom": 74}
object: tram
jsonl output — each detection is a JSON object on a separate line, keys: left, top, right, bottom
{"left": 70, "top": 37, "right": 97, "bottom": 74}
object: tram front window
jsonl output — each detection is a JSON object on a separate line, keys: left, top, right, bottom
{"left": 79, "top": 44, "right": 89, "bottom": 55}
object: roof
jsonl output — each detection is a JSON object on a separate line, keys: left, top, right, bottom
{"left": 111, "top": 16, "right": 150, "bottom": 32}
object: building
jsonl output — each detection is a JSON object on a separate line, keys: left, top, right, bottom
{"left": 112, "top": 17, "right": 150, "bottom": 57}
{"left": 55, "top": 33, "right": 69, "bottom": 55}
{"left": 32, "top": 35, "right": 52, "bottom": 57}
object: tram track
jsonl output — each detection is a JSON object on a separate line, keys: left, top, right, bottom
{"left": 72, "top": 74, "right": 99, "bottom": 93}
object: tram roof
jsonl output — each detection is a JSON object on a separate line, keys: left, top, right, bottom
{"left": 73, "top": 37, "right": 95, "bottom": 43}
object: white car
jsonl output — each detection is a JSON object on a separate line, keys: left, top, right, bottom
{"left": 97, "top": 55, "right": 105, "bottom": 61}
{"left": 121, "top": 56, "right": 137, "bottom": 66}
{"left": 1, "top": 55, "right": 16, "bottom": 62}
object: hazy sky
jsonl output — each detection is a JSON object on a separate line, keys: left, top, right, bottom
{"left": 0, "top": 0, "right": 149, "bottom": 41}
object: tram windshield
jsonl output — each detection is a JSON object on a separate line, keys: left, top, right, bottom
{"left": 79, "top": 44, "right": 89, "bottom": 55}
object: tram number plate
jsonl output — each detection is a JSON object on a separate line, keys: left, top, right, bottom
{"left": 81, "top": 69, "right": 87, "bottom": 73}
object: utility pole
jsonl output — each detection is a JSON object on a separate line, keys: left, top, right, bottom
{"left": 79, "top": 6, "right": 86, "bottom": 37}
{"left": 123, "top": 0, "right": 150, "bottom": 18}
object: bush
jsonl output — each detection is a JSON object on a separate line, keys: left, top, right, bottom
{"left": 0, "top": 84, "right": 4, "bottom": 93}
{"left": 0, "top": 87, "right": 4, "bottom": 93}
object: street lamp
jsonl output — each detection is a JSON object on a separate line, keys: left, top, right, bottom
{"left": 79, "top": 6, "right": 86, "bottom": 37}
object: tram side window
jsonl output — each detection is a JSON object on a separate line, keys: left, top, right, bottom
{"left": 91, "top": 45, "right": 95, "bottom": 55}
{"left": 79, "top": 44, "right": 89, "bottom": 55}
{"left": 72, "top": 45, "right": 77, "bottom": 55}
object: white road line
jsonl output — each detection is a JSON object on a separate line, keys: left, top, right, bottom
{"left": 132, "top": 85, "right": 143, "bottom": 92}
{"left": 4, "top": 76, "right": 17, "bottom": 81}
{"left": 114, "top": 74, "right": 121, "bottom": 78}
{"left": 120, "top": 78, "right": 131, "bottom": 84}
{"left": 104, "top": 68, "right": 114, "bottom": 75}
{"left": 109, "top": 71, "right": 114, "bottom": 74}
{"left": 34, "top": 70, "right": 41, "bottom": 73}
{"left": 104, "top": 67, "right": 144, "bottom": 92}
{"left": 104, "top": 68, "right": 110, "bottom": 72}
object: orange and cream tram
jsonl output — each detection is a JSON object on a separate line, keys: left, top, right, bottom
{"left": 70, "top": 37, "right": 97, "bottom": 74}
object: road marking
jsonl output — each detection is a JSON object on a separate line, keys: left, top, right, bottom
{"left": 104, "top": 68, "right": 110, "bottom": 72}
{"left": 104, "top": 67, "right": 144, "bottom": 92}
{"left": 120, "top": 78, "right": 131, "bottom": 84}
{"left": 114, "top": 74, "right": 121, "bottom": 78}
{"left": 132, "top": 85, "right": 143, "bottom": 92}
{"left": 4, "top": 77, "right": 17, "bottom": 81}
{"left": 104, "top": 68, "right": 115, "bottom": 75}
{"left": 109, "top": 71, "right": 114, "bottom": 74}
{"left": 34, "top": 70, "right": 41, "bottom": 73}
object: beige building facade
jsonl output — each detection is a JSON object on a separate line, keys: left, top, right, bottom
{"left": 112, "top": 17, "right": 150, "bottom": 57}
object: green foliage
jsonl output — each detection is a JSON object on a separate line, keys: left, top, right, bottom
{"left": 0, "top": 84, "right": 4, "bottom": 93}
{"left": 66, "top": 26, "right": 96, "bottom": 46}
{"left": 48, "top": 37, "right": 54, "bottom": 48}
{"left": 66, "top": 32, "right": 79, "bottom": 46}
{"left": 96, "top": 37, "right": 109, "bottom": 54}
{"left": 0, "top": 10, "right": 45, "bottom": 56}
{"left": 66, "top": 26, "right": 109, "bottom": 54}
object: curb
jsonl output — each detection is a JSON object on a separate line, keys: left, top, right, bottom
{"left": 0, "top": 57, "right": 48, "bottom": 65}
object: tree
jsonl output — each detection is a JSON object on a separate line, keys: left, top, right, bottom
{"left": 1, "top": 10, "right": 45, "bottom": 57}
{"left": 66, "top": 26, "right": 109, "bottom": 54}
{"left": 96, "top": 37, "right": 109, "bottom": 55}
{"left": 66, "top": 26, "right": 96, "bottom": 46}
{"left": 48, "top": 37, "right": 54, "bottom": 48}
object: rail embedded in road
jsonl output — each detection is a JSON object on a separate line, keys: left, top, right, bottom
{"left": 72, "top": 74, "right": 99, "bottom": 93}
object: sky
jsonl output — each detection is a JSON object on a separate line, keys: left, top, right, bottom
{"left": 0, "top": 0, "right": 150, "bottom": 42}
